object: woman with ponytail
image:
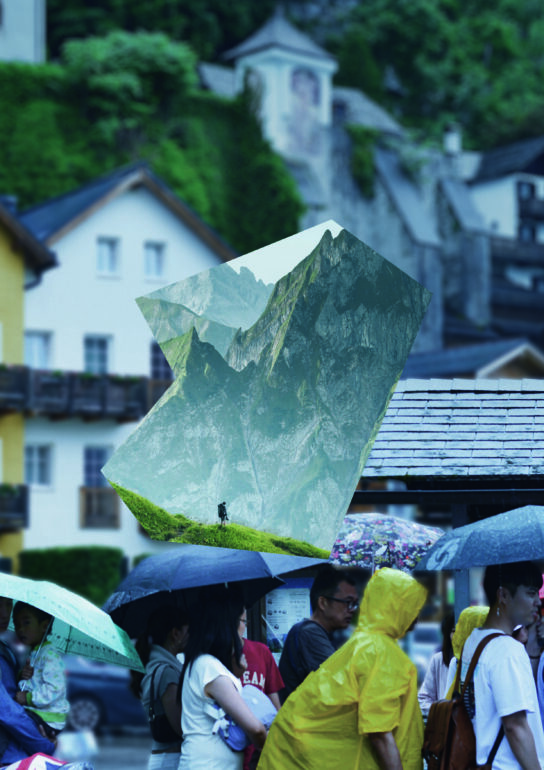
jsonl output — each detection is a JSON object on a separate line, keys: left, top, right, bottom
{"left": 131, "top": 605, "right": 189, "bottom": 770}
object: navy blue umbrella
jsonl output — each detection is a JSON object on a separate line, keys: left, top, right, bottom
{"left": 103, "top": 544, "right": 287, "bottom": 637}
{"left": 415, "top": 505, "right": 544, "bottom": 572}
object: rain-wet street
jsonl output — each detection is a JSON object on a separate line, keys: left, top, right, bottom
{"left": 78, "top": 729, "right": 151, "bottom": 770}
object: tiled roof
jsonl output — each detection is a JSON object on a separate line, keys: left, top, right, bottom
{"left": 401, "top": 339, "right": 544, "bottom": 379}
{"left": 20, "top": 164, "right": 237, "bottom": 261}
{"left": 375, "top": 149, "right": 441, "bottom": 248}
{"left": 333, "top": 86, "right": 403, "bottom": 137}
{"left": 223, "top": 8, "right": 334, "bottom": 62}
{"left": 198, "top": 62, "right": 236, "bottom": 98}
{"left": 363, "top": 378, "right": 544, "bottom": 479}
{"left": 0, "top": 203, "right": 56, "bottom": 276}
{"left": 471, "top": 136, "right": 544, "bottom": 183}
{"left": 440, "top": 177, "right": 487, "bottom": 233}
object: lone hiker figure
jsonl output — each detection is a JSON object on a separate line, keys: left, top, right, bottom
{"left": 218, "top": 502, "right": 228, "bottom": 527}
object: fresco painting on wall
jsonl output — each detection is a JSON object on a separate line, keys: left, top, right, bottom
{"left": 102, "top": 221, "right": 431, "bottom": 551}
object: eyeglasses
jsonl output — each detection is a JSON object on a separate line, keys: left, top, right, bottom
{"left": 323, "top": 596, "right": 359, "bottom": 611}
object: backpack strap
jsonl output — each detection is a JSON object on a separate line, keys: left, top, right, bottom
{"left": 459, "top": 632, "right": 505, "bottom": 766}
{"left": 459, "top": 632, "right": 504, "bottom": 698}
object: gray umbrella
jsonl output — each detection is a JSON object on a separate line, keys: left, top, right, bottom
{"left": 415, "top": 505, "right": 544, "bottom": 571}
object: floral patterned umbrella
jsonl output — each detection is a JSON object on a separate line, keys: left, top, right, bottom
{"left": 329, "top": 513, "right": 444, "bottom": 572}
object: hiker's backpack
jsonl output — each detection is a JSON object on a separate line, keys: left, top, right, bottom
{"left": 422, "top": 633, "right": 504, "bottom": 770}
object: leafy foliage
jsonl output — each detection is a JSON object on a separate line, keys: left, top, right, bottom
{"left": 19, "top": 546, "right": 125, "bottom": 606}
{"left": 346, "top": 126, "right": 378, "bottom": 199}
{"left": 46, "top": 0, "right": 278, "bottom": 61}
{"left": 0, "top": 32, "right": 303, "bottom": 253}
{"left": 327, "top": 0, "right": 544, "bottom": 149}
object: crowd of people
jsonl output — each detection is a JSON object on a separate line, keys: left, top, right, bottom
{"left": 2, "top": 559, "right": 544, "bottom": 769}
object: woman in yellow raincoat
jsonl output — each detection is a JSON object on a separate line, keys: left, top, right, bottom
{"left": 444, "top": 605, "right": 489, "bottom": 698}
{"left": 257, "top": 567, "right": 427, "bottom": 770}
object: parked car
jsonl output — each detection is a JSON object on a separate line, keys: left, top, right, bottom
{"left": 65, "top": 655, "right": 148, "bottom": 732}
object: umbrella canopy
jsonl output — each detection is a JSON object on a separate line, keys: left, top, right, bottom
{"left": 103, "top": 544, "right": 286, "bottom": 638}
{"left": 329, "top": 513, "right": 444, "bottom": 572}
{"left": 415, "top": 505, "right": 544, "bottom": 572}
{"left": 0, "top": 572, "right": 143, "bottom": 671}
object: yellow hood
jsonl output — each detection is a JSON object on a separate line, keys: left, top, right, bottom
{"left": 258, "top": 567, "right": 428, "bottom": 770}
{"left": 358, "top": 567, "right": 428, "bottom": 638}
{"left": 451, "top": 605, "right": 489, "bottom": 659}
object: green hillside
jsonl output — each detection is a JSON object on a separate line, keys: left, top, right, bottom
{"left": 0, "top": 30, "right": 303, "bottom": 254}
{"left": 111, "top": 482, "right": 330, "bottom": 558}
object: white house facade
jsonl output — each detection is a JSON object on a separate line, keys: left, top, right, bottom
{"left": 21, "top": 165, "right": 236, "bottom": 561}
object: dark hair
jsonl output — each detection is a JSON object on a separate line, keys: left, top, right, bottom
{"left": 441, "top": 611, "right": 455, "bottom": 667}
{"left": 483, "top": 561, "right": 543, "bottom": 607}
{"left": 180, "top": 586, "right": 244, "bottom": 690}
{"left": 131, "top": 604, "right": 189, "bottom": 697}
{"left": 310, "top": 564, "right": 356, "bottom": 612}
{"left": 12, "top": 602, "right": 52, "bottom": 629}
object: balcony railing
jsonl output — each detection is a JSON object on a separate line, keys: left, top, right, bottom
{"left": 519, "top": 197, "right": 544, "bottom": 221}
{"left": 79, "top": 486, "right": 120, "bottom": 529}
{"left": 490, "top": 236, "right": 544, "bottom": 266}
{"left": 0, "top": 484, "right": 29, "bottom": 530}
{"left": 0, "top": 366, "right": 28, "bottom": 412}
{"left": 0, "top": 368, "right": 155, "bottom": 420}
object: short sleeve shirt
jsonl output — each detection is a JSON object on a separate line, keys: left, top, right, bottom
{"left": 461, "top": 628, "right": 544, "bottom": 769}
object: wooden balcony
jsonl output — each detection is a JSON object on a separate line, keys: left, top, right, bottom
{"left": 79, "top": 486, "right": 120, "bottom": 529}
{"left": 0, "top": 367, "right": 168, "bottom": 420}
{"left": 0, "top": 484, "right": 29, "bottom": 530}
{"left": 519, "top": 197, "right": 544, "bottom": 221}
{"left": 0, "top": 366, "right": 28, "bottom": 413}
{"left": 490, "top": 236, "right": 544, "bottom": 267}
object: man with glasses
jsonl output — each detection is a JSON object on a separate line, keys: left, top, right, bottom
{"left": 279, "top": 565, "right": 359, "bottom": 702}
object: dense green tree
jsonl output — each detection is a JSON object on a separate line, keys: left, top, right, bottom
{"left": 0, "top": 31, "right": 303, "bottom": 253}
{"left": 47, "top": 0, "right": 278, "bottom": 60}
{"left": 327, "top": 0, "right": 544, "bottom": 148}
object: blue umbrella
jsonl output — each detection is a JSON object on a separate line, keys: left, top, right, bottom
{"left": 103, "top": 544, "right": 286, "bottom": 637}
{"left": 415, "top": 505, "right": 544, "bottom": 571}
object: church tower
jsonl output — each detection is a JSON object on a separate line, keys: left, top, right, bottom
{"left": 0, "top": 0, "right": 46, "bottom": 64}
{"left": 224, "top": 7, "right": 337, "bottom": 160}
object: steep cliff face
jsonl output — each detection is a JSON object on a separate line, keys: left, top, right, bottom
{"left": 105, "top": 227, "right": 430, "bottom": 550}
{"left": 137, "top": 263, "right": 274, "bottom": 361}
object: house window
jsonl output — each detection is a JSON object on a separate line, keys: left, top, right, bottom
{"left": 24, "top": 331, "right": 51, "bottom": 369}
{"left": 25, "top": 445, "right": 52, "bottom": 486}
{"left": 84, "top": 336, "right": 110, "bottom": 374}
{"left": 517, "top": 181, "right": 535, "bottom": 200}
{"left": 144, "top": 242, "right": 165, "bottom": 278}
{"left": 150, "top": 341, "right": 173, "bottom": 380}
{"left": 81, "top": 446, "right": 118, "bottom": 528}
{"left": 519, "top": 223, "right": 536, "bottom": 243}
{"left": 84, "top": 446, "right": 111, "bottom": 488}
{"left": 96, "top": 237, "right": 120, "bottom": 276}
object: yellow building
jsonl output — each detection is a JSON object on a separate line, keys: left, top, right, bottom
{"left": 0, "top": 199, "right": 55, "bottom": 565}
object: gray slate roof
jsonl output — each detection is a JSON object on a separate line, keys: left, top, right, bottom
{"left": 223, "top": 9, "right": 335, "bottom": 62}
{"left": 440, "top": 177, "right": 487, "bottom": 234}
{"left": 401, "top": 339, "right": 544, "bottom": 379}
{"left": 375, "top": 149, "right": 441, "bottom": 248}
{"left": 333, "top": 86, "right": 403, "bottom": 137}
{"left": 20, "top": 163, "right": 237, "bottom": 261}
{"left": 363, "top": 378, "right": 544, "bottom": 479}
{"left": 472, "top": 136, "right": 544, "bottom": 183}
{"left": 198, "top": 63, "right": 236, "bottom": 99}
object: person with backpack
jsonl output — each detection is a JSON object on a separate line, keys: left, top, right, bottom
{"left": 459, "top": 561, "right": 544, "bottom": 769}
